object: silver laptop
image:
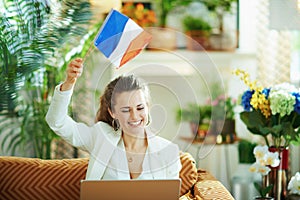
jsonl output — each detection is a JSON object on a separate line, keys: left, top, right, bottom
{"left": 80, "top": 179, "right": 181, "bottom": 200}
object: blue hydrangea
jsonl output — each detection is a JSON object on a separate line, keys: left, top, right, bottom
{"left": 241, "top": 90, "right": 254, "bottom": 111}
{"left": 262, "top": 88, "right": 270, "bottom": 99}
{"left": 292, "top": 92, "right": 300, "bottom": 114}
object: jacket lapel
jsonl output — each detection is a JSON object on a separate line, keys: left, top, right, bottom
{"left": 89, "top": 123, "right": 122, "bottom": 180}
{"left": 147, "top": 130, "right": 166, "bottom": 179}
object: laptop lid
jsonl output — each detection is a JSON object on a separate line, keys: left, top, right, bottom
{"left": 80, "top": 179, "right": 181, "bottom": 200}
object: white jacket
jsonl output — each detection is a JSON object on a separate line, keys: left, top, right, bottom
{"left": 46, "top": 85, "right": 182, "bottom": 180}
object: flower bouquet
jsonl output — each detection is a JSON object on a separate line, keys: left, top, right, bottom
{"left": 234, "top": 69, "right": 300, "bottom": 199}
{"left": 234, "top": 69, "right": 300, "bottom": 148}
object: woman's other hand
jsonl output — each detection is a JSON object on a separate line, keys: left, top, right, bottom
{"left": 61, "top": 58, "right": 83, "bottom": 91}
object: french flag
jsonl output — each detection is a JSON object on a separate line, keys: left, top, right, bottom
{"left": 94, "top": 9, "right": 152, "bottom": 68}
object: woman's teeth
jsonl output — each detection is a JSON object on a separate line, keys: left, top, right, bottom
{"left": 129, "top": 120, "right": 142, "bottom": 125}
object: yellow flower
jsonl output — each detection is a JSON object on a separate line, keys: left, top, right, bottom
{"left": 233, "top": 69, "right": 271, "bottom": 118}
{"left": 259, "top": 99, "right": 271, "bottom": 118}
{"left": 233, "top": 69, "right": 259, "bottom": 91}
{"left": 250, "top": 91, "right": 260, "bottom": 109}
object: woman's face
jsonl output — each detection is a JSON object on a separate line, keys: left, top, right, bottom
{"left": 110, "top": 89, "right": 149, "bottom": 137}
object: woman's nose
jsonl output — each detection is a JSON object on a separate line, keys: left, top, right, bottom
{"left": 130, "top": 109, "right": 138, "bottom": 119}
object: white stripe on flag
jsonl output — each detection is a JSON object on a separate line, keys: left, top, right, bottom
{"left": 108, "top": 19, "right": 143, "bottom": 67}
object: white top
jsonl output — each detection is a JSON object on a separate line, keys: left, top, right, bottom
{"left": 102, "top": 138, "right": 153, "bottom": 180}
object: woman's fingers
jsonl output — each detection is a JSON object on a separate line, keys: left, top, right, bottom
{"left": 67, "top": 58, "right": 84, "bottom": 79}
{"left": 60, "top": 58, "right": 84, "bottom": 91}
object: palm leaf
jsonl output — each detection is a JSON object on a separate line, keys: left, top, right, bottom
{"left": 0, "top": 0, "right": 92, "bottom": 113}
{"left": 0, "top": 0, "right": 93, "bottom": 158}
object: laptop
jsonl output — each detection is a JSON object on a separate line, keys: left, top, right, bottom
{"left": 80, "top": 179, "right": 181, "bottom": 200}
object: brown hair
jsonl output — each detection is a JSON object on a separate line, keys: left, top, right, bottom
{"left": 95, "top": 75, "right": 150, "bottom": 129}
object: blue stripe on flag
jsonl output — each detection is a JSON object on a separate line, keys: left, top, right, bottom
{"left": 94, "top": 9, "right": 129, "bottom": 58}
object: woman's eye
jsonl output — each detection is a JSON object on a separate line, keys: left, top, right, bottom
{"left": 121, "top": 109, "right": 130, "bottom": 113}
{"left": 137, "top": 107, "right": 144, "bottom": 111}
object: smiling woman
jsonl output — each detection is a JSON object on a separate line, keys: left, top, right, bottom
{"left": 45, "top": 58, "right": 182, "bottom": 181}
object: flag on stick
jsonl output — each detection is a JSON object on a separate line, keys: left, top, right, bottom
{"left": 94, "top": 9, "right": 152, "bottom": 68}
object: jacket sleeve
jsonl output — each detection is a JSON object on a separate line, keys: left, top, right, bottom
{"left": 45, "top": 84, "right": 93, "bottom": 151}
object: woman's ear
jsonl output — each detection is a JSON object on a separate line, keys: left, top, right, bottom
{"left": 108, "top": 108, "right": 114, "bottom": 118}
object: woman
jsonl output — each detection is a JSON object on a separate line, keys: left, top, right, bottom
{"left": 46, "top": 58, "right": 181, "bottom": 180}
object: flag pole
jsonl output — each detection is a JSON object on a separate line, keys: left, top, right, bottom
{"left": 82, "top": 42, "right": 95, "bottom": 63}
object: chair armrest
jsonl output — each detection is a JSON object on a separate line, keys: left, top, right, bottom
{"left": 193, "top": 169, "right": 234, "bottom": 200}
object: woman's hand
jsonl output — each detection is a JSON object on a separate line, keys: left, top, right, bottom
{"left": 61, "top": 58, "right": 83, "bottom": 91}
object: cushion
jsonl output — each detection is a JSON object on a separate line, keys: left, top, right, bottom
{"left": 194, "top": 169, "right": 234, "bottom": 200}
{"left": 0, "top": 156, "right": 88, "bottom": 200}
{"left": 179, "top": 151, "right": 198, "bottom": 196}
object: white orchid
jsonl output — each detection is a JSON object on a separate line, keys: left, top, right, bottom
{"left": 253, "top": 145, "right": 269, "bottom": 159}
{"left": 288, "top": 172, "right": 300, "bottom": 195}
{"left": 249, "top": 162, "right": 260, "bottom": 173}
{"left": 249, "top": 145, "right": 282, "bottom": 198}
{"left": 249, "top": 162, "right": 271, "bottom": 176}
{"left": 250, "top": 145, "right": 280, "bottom": 176}
{"left": 257, "top": 165, "right": 271, "bottom": 176}
{"left": 264, "top": 151, "right": 280, "bottom": 167}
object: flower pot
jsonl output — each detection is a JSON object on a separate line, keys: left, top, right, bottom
{"left": 263, "top": 147, "right": 289, "bottom": 200}
{"left": 209, "top": 32, "right": 236, "bottom": 51}
{"left": 189, "top": 122, "right": 208, "bottom": 139}
{"left": 211, "top": 119, "right": 236, "bottom": 143}
{"left": 145, "top": 27, "right": 177, "bottom": 50}
{"left": 185, "top": 30, "right": 210, "bottom": 51}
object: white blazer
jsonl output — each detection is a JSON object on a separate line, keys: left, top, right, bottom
{"left": 46, "top": 85, "right": 182, "bottom": 180}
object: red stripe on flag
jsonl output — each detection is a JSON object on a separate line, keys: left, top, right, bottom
{"left": 119, "top": 31, "right": 152, "bottom": 68}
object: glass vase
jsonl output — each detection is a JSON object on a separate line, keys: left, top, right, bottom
{"left": 263, "top": 147, "right": 289, "bottom": 200}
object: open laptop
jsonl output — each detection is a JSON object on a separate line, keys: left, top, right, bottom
{"left": 80, "top": 179, "right": 181, "bottom": 200}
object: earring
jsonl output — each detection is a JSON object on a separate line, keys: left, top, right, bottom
{"left": 112, "top": 118, "right": 120, "bottom": 131}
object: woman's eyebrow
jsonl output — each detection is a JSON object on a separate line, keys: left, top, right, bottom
{"left": 120, "top": 106, "right": 130, "bottom": 109}
{"left": 120, "top": 103, "right": 144, "bottom": 109}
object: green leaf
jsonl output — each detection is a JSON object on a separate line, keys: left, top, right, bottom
{"left": 240, "top": 111, "right": 268, "bottom": 135}
{"left": 254, "top": 182, "right": 263, "bottom": 197}
{"left": 261, "top": 184, "right": 273, "bottom": 197}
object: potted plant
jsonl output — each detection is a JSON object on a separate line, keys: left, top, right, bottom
{"left": 146, "top": 0, "right": 192, "bottom": 50}
{"left": 176, "top": 103, "right": 212, "bottom": 139}
{"left": 182, "top": 15, "right": 212, "bottom": 50}
{"left": 200, "top": 0, "right": 238, "bottom": 50}
{"left": 207, "top": 95, "right": 237, "bottom": 142}
{"left": 249, "top": 145, "right": 279, "bottom": 200}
